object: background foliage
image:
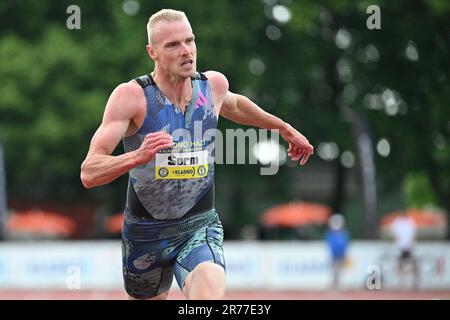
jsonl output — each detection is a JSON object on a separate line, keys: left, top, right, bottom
{"left": 0, "top": 0, "right": 448, "bottom": 239}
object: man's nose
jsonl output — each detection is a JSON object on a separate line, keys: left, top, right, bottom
{"left": 180, "top": 42, "right": 191, "bottom": 55}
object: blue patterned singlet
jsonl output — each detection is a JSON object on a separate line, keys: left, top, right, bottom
{"left": 122, "top": 72, "right": 217, "bottom": 220}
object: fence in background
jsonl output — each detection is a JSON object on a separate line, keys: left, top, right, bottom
{"left": 0, "top": 241, "right": 449, "bottom": 291}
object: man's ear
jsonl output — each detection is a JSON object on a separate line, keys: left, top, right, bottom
{"left": 147, "top": 44, "right": 157, "bottom": 60}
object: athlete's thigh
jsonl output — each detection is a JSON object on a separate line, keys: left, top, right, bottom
{"left": 173, "top": 212, "right": 225, "bottom": 289}
{"left": 121, "top": 236, "right": 174, "bottom": 299}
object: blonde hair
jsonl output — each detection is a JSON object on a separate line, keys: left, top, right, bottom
{"left": 147, "top": 9, "right": 188, "bottom": 45}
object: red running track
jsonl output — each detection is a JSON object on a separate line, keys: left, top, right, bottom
{"left": 0, "top": 290, "right": 449, "bottom": 300}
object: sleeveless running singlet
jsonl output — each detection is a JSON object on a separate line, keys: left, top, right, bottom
{"left": 122, "top": 72, "right": 217, "bottom": 220}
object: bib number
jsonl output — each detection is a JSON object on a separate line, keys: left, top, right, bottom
{"left": 155, "top": 150, "right": 209, "bottom": 179}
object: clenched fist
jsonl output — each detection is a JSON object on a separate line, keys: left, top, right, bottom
{"left": 135, "top": 131, "right": 173, "bottom": 165}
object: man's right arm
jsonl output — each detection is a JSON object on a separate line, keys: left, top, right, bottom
{"left": 80, "top": 83, "right": 173, "bottom": 188}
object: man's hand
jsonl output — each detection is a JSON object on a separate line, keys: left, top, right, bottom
{"left": 281, "top": 124, "right": 314, "bottom": 166}
{"left": 135, "top": 131, "right": 173, "bottom": 165}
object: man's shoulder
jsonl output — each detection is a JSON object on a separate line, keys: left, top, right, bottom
{"left": 104, "top": 81, "right": 145, "bottom": 116}
{"left": 204, "top": 70, "right": 227, "bottom": 82}
{"left": 108, "top": 81, "right": 145, "bottom": 105}
{"left": 117, "top": 80, "right": 144, "bottom": 96}
{"left": 204, "top": 70, "right": 229, "bottom": 96}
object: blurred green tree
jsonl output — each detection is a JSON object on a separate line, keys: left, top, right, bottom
{"left": 0, "top": 0, "right": 448, "bottom": 238}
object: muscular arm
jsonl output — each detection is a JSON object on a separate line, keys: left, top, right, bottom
{"left": 206, "top": 71, "right": 314, "bottom": 165}
{"left": 220, "top": 92, "right": 288, "bottom": 132}
{"left": 80, "top": 83, "right": 173, "bottom": 188}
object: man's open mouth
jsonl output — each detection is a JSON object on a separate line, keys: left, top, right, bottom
{"left": 181, "top": 59, "right": 194, "bottom": 66}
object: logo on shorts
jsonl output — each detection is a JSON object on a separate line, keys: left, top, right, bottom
{"left": 133, "top": 253, "right": 157, "bottom": 270}
{"left": 158, "top": 167, "right": 169, "bottom": 177}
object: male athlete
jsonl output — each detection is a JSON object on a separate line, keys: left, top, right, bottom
{"left": 80, "top": 9, "right": 313, "bottom": 300}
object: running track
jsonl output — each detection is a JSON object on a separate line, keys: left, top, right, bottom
{"left": 1, "top": 290, "right": 449, "bottom": 300}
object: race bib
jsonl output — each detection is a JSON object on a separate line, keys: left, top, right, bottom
{"left": 155, "top": 150, "right": 209, "bottom": 179}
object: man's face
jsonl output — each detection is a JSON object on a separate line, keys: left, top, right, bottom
{"left": 149, "top": 19, "right": 197, "bottom": 79}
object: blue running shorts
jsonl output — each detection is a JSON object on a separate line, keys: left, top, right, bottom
{"left": 121, "top": 208, "right": 225, "bottom": 299}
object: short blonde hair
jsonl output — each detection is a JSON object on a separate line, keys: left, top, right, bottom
{"left": 147, "top": 9, "right": 188, "bottom": 45}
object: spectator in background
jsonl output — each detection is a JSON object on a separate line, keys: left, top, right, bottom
{"left": 391, "top": 212, "right": 419, "bottom": 290}
{"left": 325, "top": 214, "right": 350, "bottom": 291}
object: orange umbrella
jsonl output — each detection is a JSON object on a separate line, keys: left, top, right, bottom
{"left": 379, "top": 208, "right": 448, "bottom": 239}
{"left": 262, "top": 202, "right": 332, "bottom": 228}
{"left": 380, "top": 208, "right": 447, "bottom": 228}
{"left": 7, "top": 210, "right": 77, "bottom": 237}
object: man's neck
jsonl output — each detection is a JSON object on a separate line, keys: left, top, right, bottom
{"left": 151, "top": 69, "right": 192, "bottom": 110}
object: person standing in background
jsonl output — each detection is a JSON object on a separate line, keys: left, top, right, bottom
{"left": 391, "top": 212, "right": 419, "bottom": 290}
{"left": 325, "top": 214, "right": 350, "bottom": 291}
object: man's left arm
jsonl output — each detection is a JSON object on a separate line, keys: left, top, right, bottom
{"left": 222, "top": 92, "right": 313, "bottom": 165}
{"left": 206, "top": 71, "right": 314, "bottom": 165}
